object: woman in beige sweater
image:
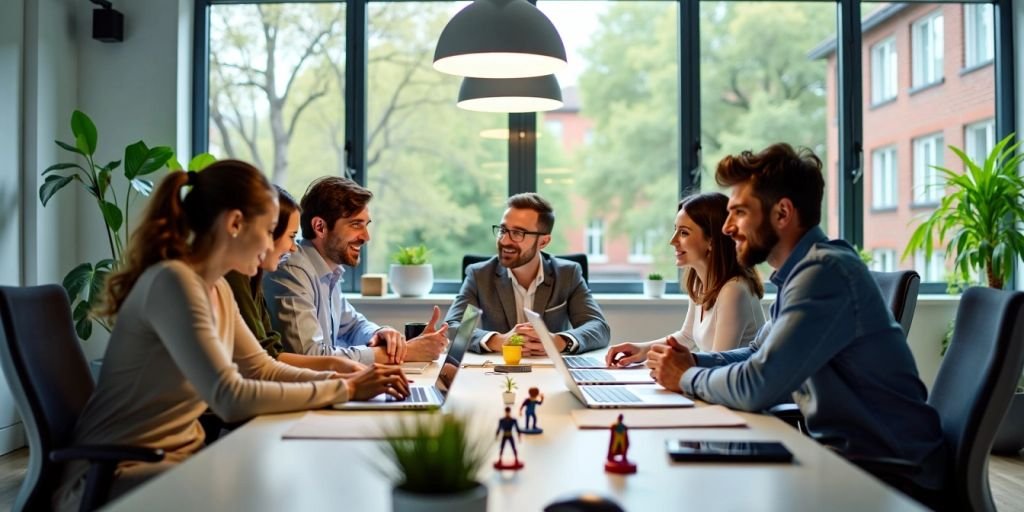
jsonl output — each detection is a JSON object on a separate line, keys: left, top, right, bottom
{"left": 55, "top": 160, "right": 408, "bottom": 511}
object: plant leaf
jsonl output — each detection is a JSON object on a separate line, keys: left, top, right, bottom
{"left": 62, "top": 262, "right": 95, "bottom": 301}
{"left": 42, "top": 162, "right": 85, "bottom": 175}
{"left": 72, "top": 300, "right": 94, "bottom": 340}
{"left": 39, "top": 174, "right": 75, "bottom": 206}
{"left": 100, "top": 201, "right": 123, "bottom": 232}
{"left": 123, "top": 141, "right": 150, "bottom": 179}
{"left": 55, "top": 140, "right": 85, "bottom": 157}
{"left": 187, "top": 153, "right": 217, "bottom": 171}
{"left": 71, "top": 111, "right": 98, "bottom": 156}
{"left": 167, "top": 154, "right": 184, "bottom": 171}
{"left": 130, "top": 178, "right": 154, "bottom": 196}
{"left": 136, "top": 146, "right": 175, "bottom": 177}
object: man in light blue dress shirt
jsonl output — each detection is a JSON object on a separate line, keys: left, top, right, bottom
{"left": 646, "top": 143, "right": 946, "bottom": 492}
{"left": 264, "top": 177, "right": 448, "bottom": 365}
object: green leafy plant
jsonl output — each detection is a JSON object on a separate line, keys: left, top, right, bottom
{"left": 378, "top": 413, "right": 490, "bottom": 495}
{"left": 647, "top": 272, "right": 663, "bottom": 281}
{"left": 505, "top": 334, "right": 525, "bottom": 347}
{"left": 854, "top": 245, "right": 874, "bottom": 266}
{"left": 40, "top": 110, "right": 215, "bottom": 339}
{"left": 502, "top": 376, "right": 518, "bottom": 393}
{"left": 904, "top": 133, "right": 1024, "bottom": 290}
{"left": 392, "top": 244, "right": 429, "bottom": 265}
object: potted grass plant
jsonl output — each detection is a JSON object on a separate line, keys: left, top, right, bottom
{"left": 501, "top": 375, "right": 518, "bottom": 405}
{"left": 379, "top": 412, "right": 491, "bottom": 512}
{"left": 643, "top": 272, "right": 665, "bottom": 298}
{"left": 389, "top": 244, "right": 433, "bottom": 297}
{"left": 904, "top": 133, "right": 1024, "bottom": 454}
{"left": 502, "top": 334, "right": 525, "bottom": 365}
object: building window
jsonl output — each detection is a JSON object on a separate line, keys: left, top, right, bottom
{"left": 913, "top": 133, "right": 945, "bottom": 205}
{"left": 628, "top": 229, "right": 658, "bottom": 264}
{"left": 964, "top": 3, "right": 994, "bottom": 68}
{"left": 544, "top": 119, "right": 564, "bottom": 142}
{"left": 965, "top": 119, "right": 995, "bottom": 165}
{"left": 585, "top": 219, "right": 607, "bottom": 262}
{"left": 871, "top": 146, "right": 897, "bottom": 209}
{"left": 915, "top": 250, "right": 946, "bottom": 283}
{"left": 871, "top": 249, "right": 897, "bottom": 273}
{"left": 870, "top": 37, "right": 897, "bottom": 104}
{"left": 911, "top": 10, "right": 944, "bottom": 88}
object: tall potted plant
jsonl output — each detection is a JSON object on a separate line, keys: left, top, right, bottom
{"left": 40, "top": 110, "right": 215, "bottom": 341}
{"left": 904, "top": 133, "right": 1024, "bottom": 454}
{"left": 379, "top": 412, "right": 491, "bottom": 512}
{"left": 389, "top": 244, "right": 434, "bottom": 297}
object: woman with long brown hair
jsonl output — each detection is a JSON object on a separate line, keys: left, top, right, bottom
{"left": 606, "top": 192, "right": 766, "bottom": 366}
{"left": 55, "top": 161, "right": 408, "bottom": 511}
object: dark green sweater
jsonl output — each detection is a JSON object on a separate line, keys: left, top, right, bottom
{"left": 225, "top": 271, "right": 285, "bottom": 359}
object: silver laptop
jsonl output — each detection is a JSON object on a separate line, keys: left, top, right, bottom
{"left": 333, "top": 305, "right": 480, "bottom": 410}
{"left": 525, "top": 309, "right": 693, "bottom": 409}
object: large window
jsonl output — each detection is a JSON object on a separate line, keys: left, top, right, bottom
{"left": 585, "top": 219, "right": 607, "bottom": 262}
{"left": 913, "top": 133, "right": 945, "bottom": 205}
{"left": 871, "top": 146, "right": 897, "bottom": 210}
{"left": 915, "top": 249, "right": 947, "bottom": 283}
{"left": 871, "top": 248, "right": 897, "bottom": 272}
{"left": 911, "top": 10, "right": 944, "bottom": 88}
{"left": 964, "top": 3, "right": 994, "bottom": 68}
{"left": 870, "top": 37, "right": 897, "bottom": 104}
{"left": 965, "top": 118, "right": 995, "bottom": 165}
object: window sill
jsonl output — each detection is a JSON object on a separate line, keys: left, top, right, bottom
{"left": 870, "top": 206, "right": 898, "bottom": 213}
{"left": 908, "top": 78, "right": 945, "bottom": 96}
{"left": 347, "top": 292, "right": 962, "bottom": 307}
{"left": 960, "top": 60, "right": 993, "bottom": 77}
{"left": 869, "top": 97, "right": 897, "bottom": 110}
{"left": 910, "top": 201, "right": 941, "bottom": 210}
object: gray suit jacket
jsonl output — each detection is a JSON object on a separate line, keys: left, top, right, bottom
{"left": 444, "top": 253, "right": 610, "bottom": 353}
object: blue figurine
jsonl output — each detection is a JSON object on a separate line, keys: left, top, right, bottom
{"left": 494, "top": 406, "right": 524, "bottom": 470}
{"left": 519, "top": 387, "right": 545, "bottom": 434}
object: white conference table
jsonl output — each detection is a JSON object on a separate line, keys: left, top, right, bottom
{"left": 107, "top": 363, "right": 923, "bottom": 511}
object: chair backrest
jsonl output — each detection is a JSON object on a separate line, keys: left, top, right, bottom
{"left": 461, "top": 253, "right": 589, "bottom": 283}
{"left": 0, "top": 285, "right": 96, "bottom": 511}
{"left": 870, "top": 270, "right": 921, "bottom": 336}
{"left": 928, "top": 287, "right": 1024, "bottom": 512}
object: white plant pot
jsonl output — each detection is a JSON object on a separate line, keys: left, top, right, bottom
{"left": 644, "top": 279, "right": 666, "bottom": 298}
{"left": 392, "top": 483, "right": 487, "bottom": 512}
{"left": 389, "top": 264, "right": 434, "bottom": 297}
{"left": 502, "top": 391, "right": 515, "bottom": 405}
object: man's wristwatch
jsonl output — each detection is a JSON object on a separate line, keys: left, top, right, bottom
{"left": 560, "top": 336, "right": 577, "bottom": 354}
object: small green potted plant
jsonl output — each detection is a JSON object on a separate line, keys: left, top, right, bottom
{"left": 644, "top": 272, "right": 665, "bottom": 298}
{"left": 501, "top": 375, "right": 518, "bottom": 405}
{"left": 904, "top": 133, "right": 1024, "bottom": 454}
{"left": 389, "top": 244, "right": 433, "bottom": 297}
{"left": 502, "top": 334, "right": 525, "bottom": 365}
{"left": 379, "top": 412, "right": 491, "bottom": 512}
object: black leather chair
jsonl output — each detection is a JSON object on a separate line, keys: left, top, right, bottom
{"left": 770, "top": 270, "right": 923, "bottom": 432}
{"left": 0, "top": 285, "right": 163, "bottom": 512}
{"left": 852, "top": 286, "right": 1024, "bottom": 511}
{"left": 461, "top": 253, "right": 589, "bottom": 283}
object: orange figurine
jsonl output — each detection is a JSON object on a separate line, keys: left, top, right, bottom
{"left": 605, "top": 414, "right": 637, "bottom": 474}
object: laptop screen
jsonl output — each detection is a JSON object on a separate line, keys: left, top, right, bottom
{"left": 433, "top": 304, "right": 480, "bottom": 400}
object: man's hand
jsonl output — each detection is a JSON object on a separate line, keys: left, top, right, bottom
{"left": 646, "top": 336, "right": 694, "bottom": 393}
{"left": 405, "top": 306, "right": 450, "bottom": 362}
{"left": 484, "top": 323, "right": 542, "bottom": 352}
{"left": 605, "top": 342, "right": 656, "bottom": 367}
{"left": 369, "top": 327, "right": 407, "bottom": 364}
{"left": 344, "top": 364, "right": 410, "bottom": 401}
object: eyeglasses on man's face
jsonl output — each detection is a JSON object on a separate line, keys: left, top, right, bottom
{"left": 492, "top": 225, "right": 548, "bottom": 242}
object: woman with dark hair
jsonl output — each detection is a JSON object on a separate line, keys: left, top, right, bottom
{"left": 606, "top": 192, "right": 766, "bottom": 366}
{"left": 225, "top": 186, "right": 364, "bottom": 373}
{"left": 55, "top": 161, "right": 408, "bottom": 511}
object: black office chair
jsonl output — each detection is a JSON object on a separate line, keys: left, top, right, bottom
{"left": 851, "top": 286, "right": 1024, "bottom": 511}
{"left": 770, "top": 270, "right": 922, "bottom": 432}
{"left": 461, "top": 253, "right": 589, "bottom": 283}
{"left": 0, "top": 285, "right": 163, "bottom": 512}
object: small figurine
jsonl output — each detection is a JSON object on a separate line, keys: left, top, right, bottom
{"left": 605, "top": 414, "right": 637, "bottom": 474}
{"left": 519, "top": 387, "right": 545, "bottom": 434}
{"left": 494, "top": 406, "right": 524, "bottom": 470}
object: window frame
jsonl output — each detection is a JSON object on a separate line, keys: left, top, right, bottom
{"left": 964, "top": 3, "right": 994, "bottom": 69}
{"left": 965, "top": 118, "right": 995, "bottom": 165}
{"left": 870, "top": 36, "right": 897, "bottom": 104}
{"left": 193, "top": 0, "right": 1017, "bottom": 295}
{"left": 911, "top": 9, "right": 944, "bottom": 89}
{"left": 870, "top": 145, "right": 897, "bottom": 210}
{"left": 912, "top": 132, "right": 945, "bottom": 207}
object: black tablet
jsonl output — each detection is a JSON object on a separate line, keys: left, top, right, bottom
{"left": 666, "top": 440, "right": 794, "bottom": 463}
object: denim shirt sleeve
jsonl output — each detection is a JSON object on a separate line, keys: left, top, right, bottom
{"left": 681, "top": 258, "right": 856, "bottom": 411}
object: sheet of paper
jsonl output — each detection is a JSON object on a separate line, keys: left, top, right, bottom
{"left": 282, "top": 411, "right": 432, "bottom": 440}
{"left": 461, "top": 352, "right": 554, "bottom": 368}
{"left": 570, "top": 405, "right": 747, "bottom": 429}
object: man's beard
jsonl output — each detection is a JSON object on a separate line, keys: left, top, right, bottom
{"left": 325, "top": 232, "right": 361, "bottom": 267}
{"left": 498, "top": 239, "right": 539, "bottom": 269}
{"left": 737, "top": 219, "right": 778, "bottom": 267}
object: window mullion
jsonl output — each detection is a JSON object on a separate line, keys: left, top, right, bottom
{"left": 837, "top": 0, "right": 864, "bottom": 248}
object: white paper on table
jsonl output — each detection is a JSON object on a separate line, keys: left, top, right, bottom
{"left": 570, "top": 405, "right": 747, "bottom": 429}
{"left": 282, "top": 411, "right": 430, "bottom": 440}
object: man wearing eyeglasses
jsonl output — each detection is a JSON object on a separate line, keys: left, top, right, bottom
{"left": 444, "top": 193, "right": 610, "bottom": 355}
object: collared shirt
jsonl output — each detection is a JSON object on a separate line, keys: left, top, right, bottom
{"left": 263, "top": 240, "right": 378, "bottom": 365}
{"left": 480, "top": 264, "right": 580, "bottom": 353}
{"left": 680, "top": 226, "right": 946, "bottom": 489}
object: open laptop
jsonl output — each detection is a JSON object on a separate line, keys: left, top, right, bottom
{"left": 333, "top": 305, "right": 480, "bottom": 410}
{"left": 526, "top": 309, "right": 693, "bottom": 408}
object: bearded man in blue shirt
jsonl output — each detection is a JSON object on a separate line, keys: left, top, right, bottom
{"left": 646, "top": 143, "right": 946, "bottom": 497}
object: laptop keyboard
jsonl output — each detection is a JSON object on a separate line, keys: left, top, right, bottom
{"left": 386, "top": 387, "right": 429, "bottom": 403}
{"left": 564, "top": 356, "right": 603, "bottom": 368}
{"left": 584, "top": 386, "right": 642, "bottom": 403}
{"left": 571, "top": 369, "right": 614, "bottom": 382}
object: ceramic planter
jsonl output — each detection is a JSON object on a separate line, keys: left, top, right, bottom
{"left": 392, "top": 483, "right": 487, "bottom": 512}
{"left": 502, "top": 391, "right": 515, "bottom": 405}
{"left": 389, "top": 264, "right": 434, "bottom": 297}
{"left": 643, "top": 279, "right": 665, "bottom": 298}
{"left": 502, "top": 345, "right": 522, "bottom": 365}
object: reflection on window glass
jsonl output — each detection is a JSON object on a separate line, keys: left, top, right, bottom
{"left": 853, "top": 3, "right": 994, "bottom": 285}
{"left": 364, "top": 3, "right": 507, "bottom": 280}
{"left": 209, "top": 3, "right": 346, "bottom": 197}
{"left": 539, "top": 1, "right": 680, "bottom": 282}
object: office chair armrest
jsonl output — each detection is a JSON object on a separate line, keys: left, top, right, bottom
{"left": 767, "top": 403, "right": 804, "bottom": 425}
{"left": 845, "top": 455, "right": 921, "bottom": 477}
{"left": 51, "top": 444, "right": 165, "bottom": 464}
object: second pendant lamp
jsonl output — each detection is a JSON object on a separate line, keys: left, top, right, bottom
{"left": 457, "top": 74, "right": 564, "bottom": 113}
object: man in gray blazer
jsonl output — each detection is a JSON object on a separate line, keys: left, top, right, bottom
{"left": 444, "top": 193, "right": 610, "bottom": 354}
